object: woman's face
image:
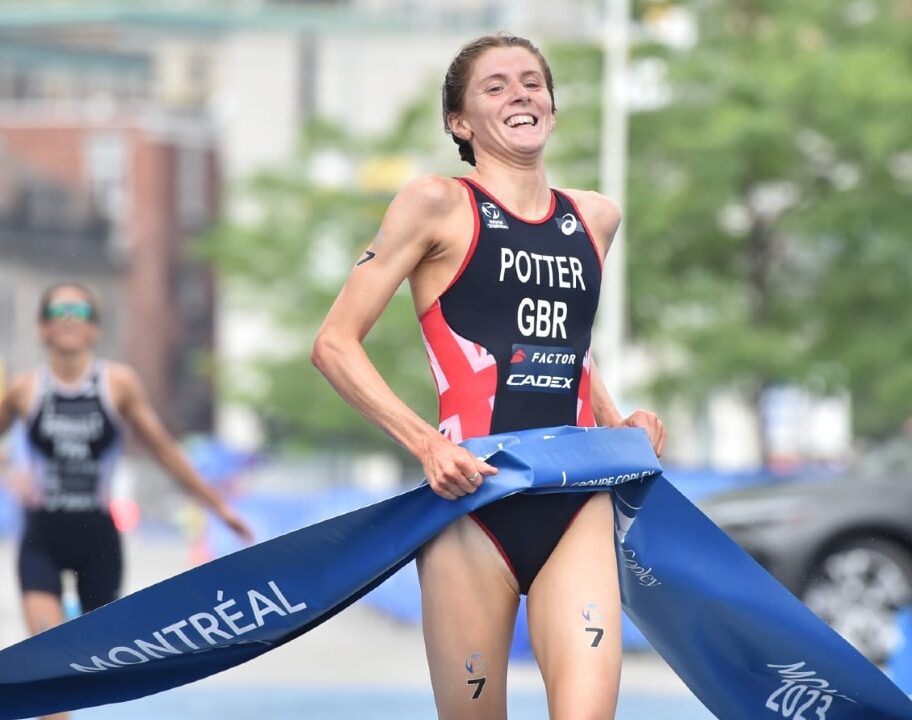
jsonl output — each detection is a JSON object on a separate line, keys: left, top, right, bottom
{"left": 450, "top": 46, "right": 556, "bottom": 165}
{"left": 38, "top": 286, "right": 100, "bottom": 354}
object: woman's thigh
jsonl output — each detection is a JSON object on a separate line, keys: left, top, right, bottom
{"left": 418, "top": 516, "right": 521, "bottom": 720}
{"left": 526, "top": 493, "right": 622, "bottom": 720}
{"left": 73, "top": 519, "right": 122, "bottom": 612}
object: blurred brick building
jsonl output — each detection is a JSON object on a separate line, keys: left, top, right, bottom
{"left": 0, "top": 110, "right": 220, "bottom": 435}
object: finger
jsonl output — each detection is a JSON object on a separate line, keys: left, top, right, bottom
{"left": 435, "top": 486, "right": 459, "bottom": 500}
{"left": 453, "top": 456, "right": 484, "bottom": 490}
{"left": 641, "top": 417, "right": 662, "bottom": 455}
{"left": 432, "top": 477, "right": 465, "bottom": 499}
{"left": 428, "top": 482, "right": 456, "bottom": 500}
{"left": 466, "top": 470, "right": 484, "bottom": 490}
{"left": 626, "top": 410, "right": 644, "bottom": 426}
{"left": 451, "top": 472, "right": 477, "bottom": 495}
{"left": 478, "top": 461, "right": 498, "bottom": 476}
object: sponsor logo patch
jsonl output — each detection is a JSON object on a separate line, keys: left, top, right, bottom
{"left": 480, "top": 202, "right": 509, "bottom": 230}
{"left": 506, "top": 343, "right": 576, "bottom": 394}
{"left": 556, "top": 212, "right": 581, "bottom": 236}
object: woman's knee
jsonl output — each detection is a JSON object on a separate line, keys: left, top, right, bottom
{"left": 544, "top": 672, "right": 621, "bottom": 720}
{"left": 22, "top": 590, "right": 65, "bottom": 634}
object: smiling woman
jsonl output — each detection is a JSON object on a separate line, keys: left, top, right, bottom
{"left": 311, "top": 32, "right": 666, "bottom": 720}
{"left": 441, "top": 35, "right": 556, "bottom": 168}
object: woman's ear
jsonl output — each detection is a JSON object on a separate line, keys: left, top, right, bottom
{"left": 448, "top": 113, "right": 472, "bottom": 142}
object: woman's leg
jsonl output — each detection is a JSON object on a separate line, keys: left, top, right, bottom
{"left": 19, "top": 520, "right": 71, "bottom": 720}
{"left": 21, "top": 589, "right": 65, "bottom": 635}
{"left": 22, "top": 590, "right": 70, "bottom": 720}
{"left": 418, "top": 516, "right": 521, "bottom": 720}
{"left": 74, "top": 519, "right": 122, "bottom": 612}
{"left": 526, "top": 493, "right": 622, "bottom": 720}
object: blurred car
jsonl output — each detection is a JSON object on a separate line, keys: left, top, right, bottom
{"left": 699, "top": 438, "right": 912, "bottom": 664}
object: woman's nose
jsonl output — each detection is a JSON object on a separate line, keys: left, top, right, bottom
{"left": 509, "top": 82, "right": 530, "bottom": 103}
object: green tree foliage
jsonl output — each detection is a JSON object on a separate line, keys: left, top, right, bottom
{"left": 201, "top": 91, "right": 451, "bottom": 453}
{"left": 552, "top": 0, "right": 912, "bottom": 442}
{"left": 546, "top": 42, "right": 604, "bottom": 190}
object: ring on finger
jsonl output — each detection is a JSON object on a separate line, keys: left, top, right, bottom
{"left": 468, "top": 471, "right": 480, "bottom": 483}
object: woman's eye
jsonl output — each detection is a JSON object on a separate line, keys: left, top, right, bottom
{"left": 485, "top": 85, "right": 503, "bottom": 94}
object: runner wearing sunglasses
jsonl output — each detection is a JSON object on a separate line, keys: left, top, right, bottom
{"left": 0, "top": 282, "right": 252, "bottom": 720}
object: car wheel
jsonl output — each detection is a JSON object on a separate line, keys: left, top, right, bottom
{"left": 800, "top": 538, "right": 912, "bottom": 664}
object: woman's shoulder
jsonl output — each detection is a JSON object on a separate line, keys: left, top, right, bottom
{"left": 4, "top": 369, "right": 38, "bottom": 412}
{"left": 393, "top": 175, "right": 468, "bottom": 216}
{"left": 103, "top": 361, "right": 142, "bottom": 391}
{"left": 102, "top": 361, "right": 147, "bottom": 413}
{"left": 559, "top": 188, "right": 621, "bottom": 221}
{"left": 559, "top": 188, "right": 621, "bottom": 238}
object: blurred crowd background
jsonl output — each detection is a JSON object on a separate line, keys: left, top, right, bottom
{"left": 0, "top": 0, "right": 910, "bottom": 670}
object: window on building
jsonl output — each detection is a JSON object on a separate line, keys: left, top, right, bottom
{"left": 176, "top": 145, "right": 208, "bottom": 230}
{"left": 84, "top": 132, "right": 128, "bottom": 223}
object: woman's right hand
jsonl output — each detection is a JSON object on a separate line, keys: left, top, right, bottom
{"left": 418, "top": 433, "right": 498, "bottom": 500}
{"left": 7, "top": 467, "right": 41, "bottom": 508}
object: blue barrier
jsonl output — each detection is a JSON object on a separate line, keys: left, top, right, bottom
{"left": 889, "top": 606, "right": 912, "bottom": 693}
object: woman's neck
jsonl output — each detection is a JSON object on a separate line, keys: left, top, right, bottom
{"left": 469, "top": 158, "right": 551, "bottom": 218}
{"left": 48, "top": 351, "right": 94, "bottom": 385}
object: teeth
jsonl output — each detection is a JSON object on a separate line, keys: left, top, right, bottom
{"left": 506, "top": 115, "right": 535, "bottom": 128}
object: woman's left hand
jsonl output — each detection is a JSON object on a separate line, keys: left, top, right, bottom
{"left": 621, "top": 409, "right": 666, "bottom": 457}
{"left": 217, "top": 505, "right": 255, "bottom": 543}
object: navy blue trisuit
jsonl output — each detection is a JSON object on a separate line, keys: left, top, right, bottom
{"left": 419, "top": 177, "right": 604, "bottom": 594}
{"left": 17, "top": 361, "right": 124, "bottom": 612}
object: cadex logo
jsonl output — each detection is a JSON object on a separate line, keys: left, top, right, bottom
{"left": 506, "top": 343, "right": 576, "bottom": 395}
